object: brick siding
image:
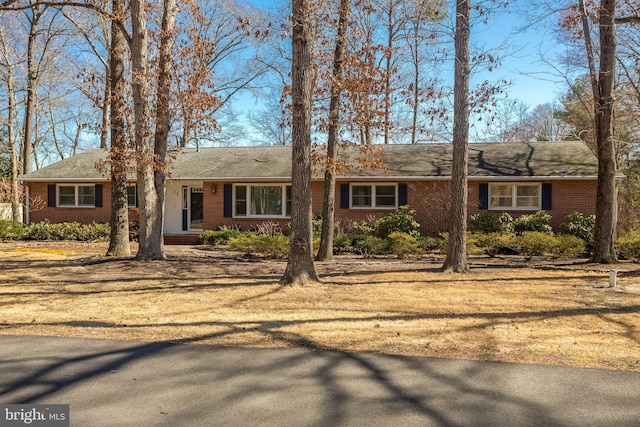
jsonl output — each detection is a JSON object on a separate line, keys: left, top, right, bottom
{"left": 28, "top": 179, "right": 598, "bottom": 237}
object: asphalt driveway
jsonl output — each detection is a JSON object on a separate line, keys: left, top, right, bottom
{"left": 1, "top": 336, "right": 639, "bottom": 426}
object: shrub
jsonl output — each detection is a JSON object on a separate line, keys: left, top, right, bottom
{"left": 228, "top": 233, "right": 289, "bottom": 258}
{"left": 552, "top": 234, "right": 586, "bottom": 258}
{"left": 0, "top": 220, "right": 24, "bottom": 240}
{"left": 352, "top": 220, "right": 376, "bottom": 236}
{"left": 515, "top": 231, "right": 558, "bottom": 260}
{"left": 468, "top": 212, "right": 514, "bottom": 234}
{"left": 200, "top": 227, "right": 241, "bottom": 246}
{"left": 419, "top": 236, "right": 445, "bottom": 253}
{"left": 616, "top": 231, "right": 640, "bottom": 261}
{"left": 333, "top": 234, "right": 353, "bottom": 253}
{"left": 253, "top": 221, "right": 282, "bottom": 237}
{"left": 513, "top": 211, "right": 553, "bottom": 235}
{"left": 560, "top": 212, "right": 595, "bottom": 250}
{"left": 80, "top": 222, "right": 111, "bottom": 241}
{"left": 470, "top": 232, "right": 517, "bottom": 257}
{"left": 376, "top": 205, "right": 421, "bottom": 238}
{"left": 352, "top": 234, "right": 386, "bottom": 256}
{"left": 23, "top": 220, "right": 110, "bottom": 241}
{"left": 387, "top": 232, "right": 424, "bottom": 258}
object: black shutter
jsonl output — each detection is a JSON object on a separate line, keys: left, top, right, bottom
{"left": 94, "top": 184, "right": 103, "bottom": 207}
{"left": 47, "top": 185, "right": 56, "bottom": 207}
{"left": 182, "top": 186, "right": 188, "bottom": 230}
{"left": 340, "top": 184, "right": 350, "bottom": 209}
{"left": 479, "top": 183, "right": 489, "bottom": 210}
{"left": 398, "top": 183, "right": 408, "bottom": 206}
{"left": 542, "top": 183, "right": 552, "bottom": 210}
{"left": 223, "top": 184, "right": 233, "bottom": 218}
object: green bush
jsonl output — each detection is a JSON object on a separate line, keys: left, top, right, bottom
{"left": 200, "top": 227, "right": 241, "bottom": 246}
{"left": 387, "top": 232, "right": 424, "bottom": 258}
{"left": 333, "top": 234, "right": 353, "bottom": 253}
{"left": 470, "top": 232, "right": 517, "bottom": 257}
{"left": 419, "top": 236, "right": 445, "bottom": 253}
{"left": 616, "top": 231, "right": 640, "bottom": 261}
{"left": 228, "top": 233, "right": 289, "bottom": 258}
{"left": 552, "top": 234, "right": 586, "bottom": 258}
{"left": 0, "top": 220, "right": 24, "bottom": 240}
{"left": 352, "top": 220, "right": 376, "bottom": 236}
{"left": 560, "top": 212, "right": 595, "bottom": 250}
{"left": 23, "top": 220, "right": 110, "bottom": 241}
{"left": 468, "top": 212, "right": 514, "bottom": 234}
{"left": 80, "top": 222, "right": 111, "bottom": 241}
{"left": 376, "top": 205, "right": 421, "bottom": 238}
{"left": 352, "top": 234, "right": 387, "bottom": 256}
{"left": 513, "top": 211, "right": 553, "bottom": 235}
{"left": 515, "top": 231, "right": 558, "bottom": 260}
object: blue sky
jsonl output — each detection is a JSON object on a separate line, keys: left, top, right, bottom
{"left": 244, "top": 0, "right": 568, "bottom": 109}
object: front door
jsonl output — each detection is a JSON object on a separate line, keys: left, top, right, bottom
{"left": 189, "top": 187, "right": 203, "bottom": 230}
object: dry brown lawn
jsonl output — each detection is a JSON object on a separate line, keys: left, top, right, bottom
{"left": 1, "top": 241, "right": 639, "bottom": 372}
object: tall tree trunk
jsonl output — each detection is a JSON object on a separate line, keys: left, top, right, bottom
{"left": 443, "top": 0, "right": 470, "bottom": 273}
{"left": 0, "top": 25, "right": 21, "bottom": 221}
{"left": 282, "top": 0, "right": 319, "bottom": 285}
{"left": 150, "top": 0, "right": 178, "bottom": 258}
{"left": 317, "top": 0, "right": 350, "bottom": 261}
{"left": 106, "top": 0, "right": 131, "bottom": 257}
{"left": 411, "top": 21, "right": 420, "bottom": 144}
{"left": 100, "top": 52, "right": 111, "bottom": 150}
{"left": 383, "top": 0, "right": 393, "bottom": 145}
{"left": 22, "top": 4, "right": 43, "bottom": 175}
{"left": 130, "top": 0, "right": 159, "bottom": 260}
{"left": 590, "top": 0, "right": 618, "bottom": 263}
{"left": 1, "top": 40, "right": 21, "bottom": 221}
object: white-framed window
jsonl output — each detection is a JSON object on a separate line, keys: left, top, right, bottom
{"left": 57, "top": 184, "right": 95, "bottom": 207}
{"left": 351, "top": 184, "right": 397, "bottom": 209}
{"left": 489, "top": 183, "right": 541, "bottom": 210}
{"left": 127, "top": 185, "right": 137, "bottom": 207}
{"left": 234, "top": 184, "right": 292, "bottom": 217}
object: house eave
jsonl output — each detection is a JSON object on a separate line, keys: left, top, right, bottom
{"left": 21, "top": 175, "right": 608, "bottom": 183}
{"left": 19, "top": 177, "right": 111, "bottom": 183}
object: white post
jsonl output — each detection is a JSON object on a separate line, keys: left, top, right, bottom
{"left": 609, "top": 269, "right": 617, "bottom": 288}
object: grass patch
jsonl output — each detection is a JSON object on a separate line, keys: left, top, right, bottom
{"left": 1, "top": 242, "right": 639, "bottom": 372}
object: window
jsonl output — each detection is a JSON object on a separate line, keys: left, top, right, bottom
{"left": 351, "top": 184, "right": 397, "bottom": 209}
{"left": 234, "top": 184, "right": 291, "bottom": 217}
{"left": 489, "top": 183, "right": 540, "bottom": 210}
{"left": 127, "top": 185, "right": 137, "bottom": 207}
{"left": 57, "top": 185, "right": 95, "bottom": 207}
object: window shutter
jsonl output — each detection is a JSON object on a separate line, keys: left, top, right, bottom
{"left": 398, "top": 184, "right": 408, "bottom": 206}
{"left": 47, "top": 185, "right": 56, "bottom": 207}
{"left": 94, "top": 184, "right": 103, "bottom": 207}
{"left": 479, "top": 183, "right": 489, "bottom": 210}
{"left": 135, "top": 186, "right": 139, "bottom": 207}
{"left": 182, "top": 186, "right": 188, "bottom": 230}
{"left": 542, "top": 183, "right": 552, "bottom": 210}
{"left": 223, "top": 184, "right": 233, "bottom": 218}
{"left": 340, "top": 184, "right": 350, "bottom": 209}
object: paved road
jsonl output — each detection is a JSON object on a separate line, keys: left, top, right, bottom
{"left": 1, "top": 336, "right": 639, "bottom": 426}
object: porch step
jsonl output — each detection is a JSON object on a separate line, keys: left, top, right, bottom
{"left": 164, "top": 234, "right": 201, "bottom": 245}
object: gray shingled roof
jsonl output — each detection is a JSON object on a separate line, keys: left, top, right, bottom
{"left": 20, "top": 141, "right": 599, "bottom": 182}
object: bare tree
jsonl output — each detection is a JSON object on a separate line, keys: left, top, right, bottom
{"left": 130, "top": 0, "right": 178, "bottom": 260}
{"left": 0, "top": 21, "right": 21, "bottom": 220}
{"left": 442, "top": 0, "right": 470, "bottom": 273}
{"left": 106, "top": 0, "right": 130, "bottom": 257}
{"left": 282, "top": 0, "right": 319, "bottom": 285}
{"left": 579, "top": 0, "right": 618, "bottom": 263}
{"left": 316, "top": 0, "right": 350, "bottom": 262}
